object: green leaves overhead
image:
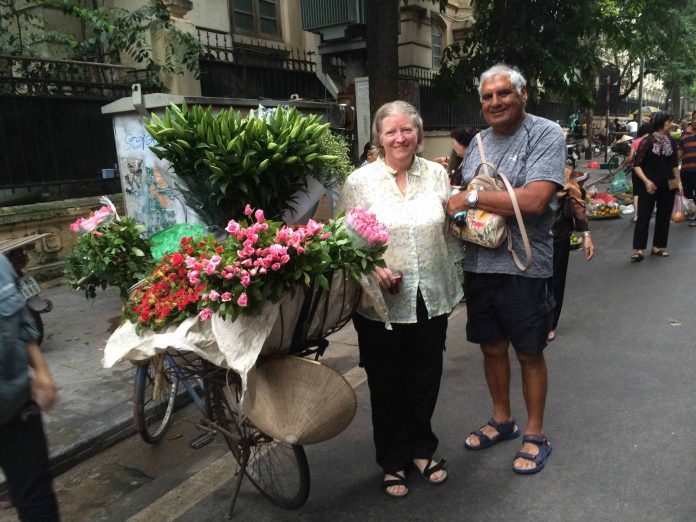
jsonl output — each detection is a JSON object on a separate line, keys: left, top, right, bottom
{"left": 145, "top": 103, "right": 334, "bottom": 228}
{"left": 439, "top": 0, "right": 696, "bottom": 108}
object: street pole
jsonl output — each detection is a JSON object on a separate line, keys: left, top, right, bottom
{"left": 637, "top": 56, "right": 644, "bottom": 122}
{"left": 605, "top": 74, "right": 610, "bottom": 163}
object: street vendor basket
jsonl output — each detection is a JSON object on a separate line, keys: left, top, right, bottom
{"left": 260, "top": 269, "right": 361, "bottom": 357}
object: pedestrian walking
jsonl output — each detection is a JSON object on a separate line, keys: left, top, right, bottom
{"left": 677, "top": 110, "right": 696, "bottom": 227}
{"left": 627, "top": 123, "right": 652, "bottom": 221}
{"left": 0, "top": 253, "right": 60, "bottom": 521}
{"left": 447, "top": 63, "right": 564, "bottom": 474}
{"left": 338, "top": 101, "right": 462, "bottom": 498}
{"left": 358, "top": 141, "right": 378, "bottom": 167}
{"left": 631, "top": 111, "right": 683, "bottom": 261}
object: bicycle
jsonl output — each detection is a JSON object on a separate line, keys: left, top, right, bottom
{"left": 132, "top": 271, "right": 357, "bottom": 517}
{"left": 133, "top": 347, "right": 316, "bottom": 516}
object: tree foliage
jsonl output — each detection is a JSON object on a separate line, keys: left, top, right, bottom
{"left": 440, "top": 0, "right": 696, "bottom": 109}
{"left": 0, "top": 0, "right": 204, "bottom": 90}
{"left": 0, "top": 0, "right": 44, "bottom": 55}
{"left": 602, "top": 0, "right": 696, "bottom": 102}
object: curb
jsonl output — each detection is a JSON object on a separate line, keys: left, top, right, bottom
{"left": 0, "top": 407, "right": 135, "bottom": 496}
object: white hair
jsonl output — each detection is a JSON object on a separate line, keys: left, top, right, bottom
{"left": 371, "top": 100, "right": 425, "bottom": 157}
{"left": 478, "top": 64, "right": 527, "bottom": 99}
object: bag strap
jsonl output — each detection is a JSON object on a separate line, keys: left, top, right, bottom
{"left": 475, "top": 134, "right": 532, "bottom": 271}
{"left": 476, "top": 133, "right": 490, "bottom": 177}
{"left": 498, "top": 172, "right": 532, "bottom": 271}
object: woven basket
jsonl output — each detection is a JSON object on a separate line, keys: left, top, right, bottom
{"left": 260, "top": 269, "right": 361, "bottom": 357}
{"left": 245, "top": 356, "right": 357, "bottom": 445}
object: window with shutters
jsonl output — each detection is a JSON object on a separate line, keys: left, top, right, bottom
{"left": 230, "top": 0, "right": 281, "bottom": 38}
{"left": 432, "top": 24, "right": 442, "bottom": 68}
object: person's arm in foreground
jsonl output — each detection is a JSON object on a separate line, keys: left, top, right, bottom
{"left": 26, "top": 342, "right": 57, "bottom": 411}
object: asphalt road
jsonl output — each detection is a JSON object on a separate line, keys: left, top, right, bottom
{"left": 2, "top": 212, "right": 695, "bottom": 522}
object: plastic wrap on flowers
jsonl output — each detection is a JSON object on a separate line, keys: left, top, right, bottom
{"left": 149, "top": 223, "right": 207, "bottom": 261}
{"left": 344, "top": 208, "right": 389, "bottom": 252}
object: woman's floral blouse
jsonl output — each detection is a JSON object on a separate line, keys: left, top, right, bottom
{"left": 338, "top": 156, "right": 463, "bottom": 323}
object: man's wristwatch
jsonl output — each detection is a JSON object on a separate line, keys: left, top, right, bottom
{"left": 466, "top": 189, "right": 479, "bottom": 209}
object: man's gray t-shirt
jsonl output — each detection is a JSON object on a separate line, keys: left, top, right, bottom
{"left": 459, "top": 113, "right": 565, "bottom": 278}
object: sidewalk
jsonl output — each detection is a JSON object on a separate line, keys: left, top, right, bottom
{"left": 4, "top": 283, "right": 133, "bottom": 484}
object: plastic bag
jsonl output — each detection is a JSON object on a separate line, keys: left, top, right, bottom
{"left": 672, "top": 195, "right": 696, "bottom": 222}
{"left": 609, "top": 171, "right": 630, "bottom": 196}
{"left": 149, "top": 223, "right": 207, "bottom": 260}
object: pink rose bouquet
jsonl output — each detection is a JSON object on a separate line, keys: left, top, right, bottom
{"left": 343, "top": 208, "right": 390, "bottom": 251}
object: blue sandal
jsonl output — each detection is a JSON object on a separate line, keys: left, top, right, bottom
{"left": 512, "top": 434, "right": 552, "bottom": 475}
{"left": 464, "top": 417, "right": 520, "bottom": 450}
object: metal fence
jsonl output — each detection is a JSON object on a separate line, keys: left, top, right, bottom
{"left": 0, "top": 55, "right": 148, "bottom": 198}
{"left": 0, "top": 55, "right": 146, "bottom": 99}
{"left": 197, "top": 27, "right": 341, "bottom": 100}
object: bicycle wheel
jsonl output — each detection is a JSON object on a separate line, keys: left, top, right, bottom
{"left": 609, "top": 153, "right": 627, "bottom": 170}
{"left": 134, "top": 356, "right": 179, "bottom": 444}
{"left": 212, "top": 380, "right": 310, "bottom": 509}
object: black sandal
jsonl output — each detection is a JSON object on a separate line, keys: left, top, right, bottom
{"left": 414, "top": 458, "right": 448, "bottom": 485}
{"left": 382, "top": 471, "right": 408, "bottom": 498}
{"left": 630, "top": 251, "right": 644, "bottom": 262}
{"left": 651, "top": 248, "right": 670, "bottom": 257}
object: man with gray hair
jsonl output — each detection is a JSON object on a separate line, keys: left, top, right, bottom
{"left": 448, "top": 64, "right": 565, "bottom": 474}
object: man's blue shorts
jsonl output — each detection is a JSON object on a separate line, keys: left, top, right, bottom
{"left": 464, "top": 272, "right": 555, "bottom": 354}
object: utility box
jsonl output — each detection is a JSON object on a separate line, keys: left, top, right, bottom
{"left": 102, "top": 88, "right": 354, "bottom": 235}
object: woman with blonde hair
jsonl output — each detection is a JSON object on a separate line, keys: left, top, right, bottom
{"left": 548, "top": 167, "right": 594, "bottom": 341}
{"left": 338, "top": 100, "right": 462, "bottom": 498}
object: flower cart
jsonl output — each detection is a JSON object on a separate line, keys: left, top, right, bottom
{"left": 98, "top": 205, "right": 389, "bottom": 516}
{"left": 84, "top": 97, "right": 370, "bottom": 516}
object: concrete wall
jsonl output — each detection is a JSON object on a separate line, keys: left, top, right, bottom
{"left": 184, "top": 0, "right": 229, "bottom": 33}
{"left": 0, "top": 195, "right": 124, "bottom": 282}
{"left": 423, "top": 131, "right": 454, "bottom": 162}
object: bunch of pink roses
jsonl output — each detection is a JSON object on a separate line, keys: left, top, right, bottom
{"left": 128, "top": 204, "right": 335, "bottom": 330}
{"left": 344, "top": 208, "right": 390, "bottom": 251}
{"left": 69, "top": 205, "right": 116, "bottom": 234}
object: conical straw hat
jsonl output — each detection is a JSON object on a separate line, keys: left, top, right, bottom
{"left": 245, "top": 356, "right": 357, "bottom": 445}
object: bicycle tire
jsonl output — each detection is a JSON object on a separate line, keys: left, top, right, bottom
{"left": 134, "top": 357, "right": 179, "bottom": 444}
{"left": 212, "top": 380, "right": 310, "bottom": 509}
{"left": 609, "top": 153, "right": 627, "bottom": 170}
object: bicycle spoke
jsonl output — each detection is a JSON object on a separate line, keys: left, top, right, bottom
{"left": 212, "top": 380, "right": 310, "bottom": 509}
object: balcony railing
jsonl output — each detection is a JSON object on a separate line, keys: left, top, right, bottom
{"left": 0, "top": 55, "right": 148, "bottom": 99}
{"left": 196, "top": 27, "right": 345, "bottom": 76}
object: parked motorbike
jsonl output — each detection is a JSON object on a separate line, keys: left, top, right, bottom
{"left": 566, "top": 142, "right": 580, "bottom": 168}
{"left": 1, "top": 237, "right": 53, "bottom": 344}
